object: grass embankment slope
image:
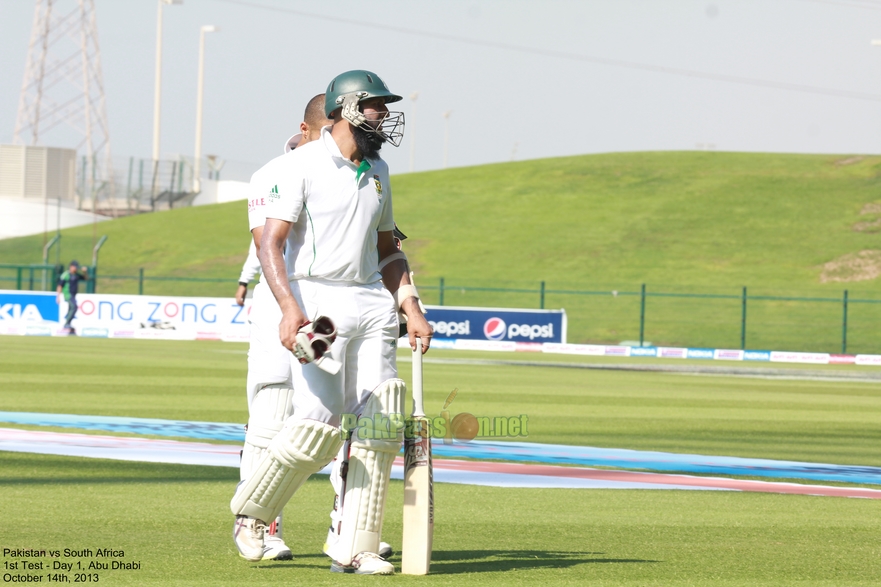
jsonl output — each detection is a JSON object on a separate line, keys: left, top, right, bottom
{"left": 3, "top": 151, "right": 881, "bottom": 349}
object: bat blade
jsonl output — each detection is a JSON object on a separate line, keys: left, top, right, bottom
{"left": 402, "top": 338, "right": 433, "bottom": 575}
{"left": 402, "top": 417, "right": 433, "bottom": 574}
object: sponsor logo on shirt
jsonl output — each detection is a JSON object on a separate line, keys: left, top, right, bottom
{"left": 268, "top": 184, "right": 280, "bottom": 202}
{"left": 248, "top": 197, "right": 265, "bottom": 212}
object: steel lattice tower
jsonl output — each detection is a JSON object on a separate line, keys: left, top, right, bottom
{"left": 13, "top": 0, "right": 112, "bottom": 207}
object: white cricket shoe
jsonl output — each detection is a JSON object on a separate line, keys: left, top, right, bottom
{"left": 324, "top": 529, "right": 393, "bottom": 560}
{"left": 262, "top": 533, "right": 293, "bottom": 561}
{"left": 233, "top": 515, "right": 266, "bottom": 562}
{"left": 330, "top": 552, "right": 395, "bottom": 575}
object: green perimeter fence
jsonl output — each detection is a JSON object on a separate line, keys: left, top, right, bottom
{"left": 2, "top": 265, "right": 879, "bottom": 355}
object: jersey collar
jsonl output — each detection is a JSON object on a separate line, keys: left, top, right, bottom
{"left": 320, "top": 125, "right": 377, "bottom": 176}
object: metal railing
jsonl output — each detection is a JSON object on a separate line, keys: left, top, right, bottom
{"left": 421, "top": 280, "right": 875, "bottom": 354}
{"left": 74, "top": 155, "right": 195, "bottom": 215}
{"left": 3, "top": 269, "right": 880, "bottom": 354}
{"left": 0, "top": 264, "right": 96, "bottom": 293}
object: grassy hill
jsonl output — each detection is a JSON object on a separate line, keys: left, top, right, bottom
{"left": 3, "top": 151, "right": 881, "bottom": 350}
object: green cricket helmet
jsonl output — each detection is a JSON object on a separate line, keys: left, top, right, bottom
{"left": 325, "top": 69, "right": 405, "bottom": 147}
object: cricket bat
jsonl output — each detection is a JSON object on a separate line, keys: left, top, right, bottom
{"left": 402, "top": 338, "right": 433, "bottom": 575}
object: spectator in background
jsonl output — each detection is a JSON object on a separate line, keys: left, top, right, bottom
{"left": 56, "top": 260, "right": 88, "bottom": 334}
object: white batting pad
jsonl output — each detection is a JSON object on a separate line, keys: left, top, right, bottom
{"left": 241, "top": 384, "right": 295, "bottom": 480}
{"left": 325, "top": 379, "right": 405, "bottom": 565}
{"left": 231, "top": 419, "right": 342, "bottom": 522}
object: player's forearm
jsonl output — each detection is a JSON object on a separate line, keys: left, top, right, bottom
{"left": 381, "top": 262, "right": 420, "bottom": 320}
{"left": 259, "top": 244, "right": 296, "bottom": 311}
{"left": 380, "top": 258, "right": 410, "bottom": 297}
{"left": 258, "top": 220, "right": 301, "bottom": 315}
{"left": 381, "top": 260, "right": 428, "bottom": 329}
{"left": 400, "top": 297, "right": 423, "bottom": 320}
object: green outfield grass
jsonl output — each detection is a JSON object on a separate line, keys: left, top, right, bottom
{"left": 4, "top": 452, "right": 881, "bottom": 586}
{"left": 3, "top": 151, "right": 881, "bottom": 350}
{"left": 2, "top": 337, "right": 881, "bottom": 585}
{"left": 3, "top": 337, "right": 881, "bottom": 466}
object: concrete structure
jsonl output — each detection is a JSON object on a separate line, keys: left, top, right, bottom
{"left": 190, "top": 179, "right": 249, "bottom": 206}
{"left": 0, "top": 197, "right": 106, "bottom": 240}
{"left": 0, "top": 145, "right": 77, "bottom": 202}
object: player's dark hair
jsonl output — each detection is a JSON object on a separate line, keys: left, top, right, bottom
{"left": 304, "top": 94, "right": 327, "bottom": 127}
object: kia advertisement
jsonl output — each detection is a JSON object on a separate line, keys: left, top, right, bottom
{"left": 0, "top": 291, "right": 60, "bottom": 335}
{"left": 0, "top": 291, "right": 59, "bottom": 324}
{"left": 424, "top": 305, "right": 567, "bottom": 344}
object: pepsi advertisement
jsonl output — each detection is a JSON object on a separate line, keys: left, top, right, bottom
{"left": 424, "top": 305, "right": 566, "bottom": 343}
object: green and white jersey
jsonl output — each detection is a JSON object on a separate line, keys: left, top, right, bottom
{"left": 57, "top": 269, "right": 86, "bottom": 301}
{"left": 261, "top": 127, "right": 395, "bottom": 285}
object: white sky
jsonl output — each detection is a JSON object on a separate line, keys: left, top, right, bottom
{"left": 3, "top": 0, "right": 881, "bottom": 181}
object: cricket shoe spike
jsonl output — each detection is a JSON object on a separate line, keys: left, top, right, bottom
{"left": 330, "top": 552, "right": 395, "bottom": 575}
{"left": 233, "top": 515, "right": 266, "bottom": 562}
{"left": 293, "top": 316, "right": 342, "bottom": 374}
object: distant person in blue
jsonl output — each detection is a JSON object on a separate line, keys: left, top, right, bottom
{"left": 56, "top": 260, "right": 88, "bottom": 334}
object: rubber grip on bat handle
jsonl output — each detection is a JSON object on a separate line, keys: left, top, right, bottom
{"left": 412, "top": 338, "right": 425, "bottom": 417}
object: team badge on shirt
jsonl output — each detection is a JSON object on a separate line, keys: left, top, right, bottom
{"left": 373, "top": 175, "right": 383, "bottom": 199}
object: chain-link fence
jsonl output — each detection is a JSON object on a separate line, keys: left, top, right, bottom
{"left": 72, "top": 154, "right": 263, "bottom": 216}
{"left": 75, "top": 155, "right": 197, "bottom": 215}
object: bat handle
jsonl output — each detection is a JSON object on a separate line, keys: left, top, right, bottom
{"left": 412, "top": 338, "right": 425, "bottom": 417}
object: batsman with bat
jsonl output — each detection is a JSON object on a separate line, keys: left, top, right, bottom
{"left": 230, "top": 69, "right": 432, "bottom": 575}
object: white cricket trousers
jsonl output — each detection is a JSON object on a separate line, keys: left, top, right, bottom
{"left": 288, "top": 279, "right": 398, "bottom": 427}
{"left": 246, "top": 280, "right": 292, "bottom": 407}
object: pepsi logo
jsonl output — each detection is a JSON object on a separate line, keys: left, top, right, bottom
{"left": 483, "top": 317, "right": 507, "bottom": 341}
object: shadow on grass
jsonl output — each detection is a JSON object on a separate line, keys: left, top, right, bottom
{"left": 427, "top": 550, "right": 659, "bottom": 574}
{"left": 251, "top": 550, "right": 659, "bottom": 574}
{"left": 241, "top": 553, "right": 331, "bottom": 572}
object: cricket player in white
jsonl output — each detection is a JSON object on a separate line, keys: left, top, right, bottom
{"left": 235, "top": 94, "right": 394, "bottom": 562}
{"left": 230, "top": 70, "right": 432, "bottom": 575}
{"left": 235, "top": 95, "right": 333, "bottom": 562}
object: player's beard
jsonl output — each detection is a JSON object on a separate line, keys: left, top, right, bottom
{"left": 353, "top": 124, "right": 385, "bottom": 159}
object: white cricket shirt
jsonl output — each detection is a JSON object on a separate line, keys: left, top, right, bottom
{"left": 261, "top": 127, "right": 395, "bottom": 284}
{"left": 238, "top": 238, "right": 261, "bottom": 284}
